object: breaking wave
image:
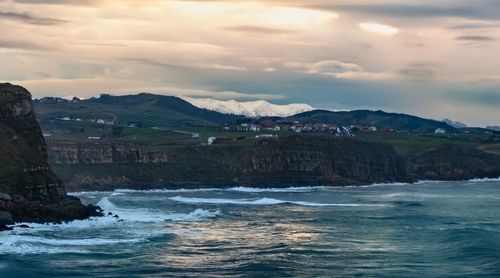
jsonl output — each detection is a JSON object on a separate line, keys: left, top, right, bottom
{"left": 468, "top": 177, "right": 500, "bottom": 182}
{"left": 0, "top": 197, "right": 220, "bottom": 255}
{"left": 97, "top": 197, "right": 219, "bottom": 222}
{"left": 169, "top": 196, "right": 385, "bottom": 207}
{"left": 227, "top": 186, "right": 320, "bottom": 193}
{"left": 114, "top": 188, "right": 219, "bottom": 193}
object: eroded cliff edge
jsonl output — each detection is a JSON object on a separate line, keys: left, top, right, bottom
{"left": 48, "top": 136, "right": 408, "bottom": 191}
{"left": 46, "top": 137, "right": 500, "bottom": 191}
{"left": 0, "top": 83, "right": 90, "bottom": 225}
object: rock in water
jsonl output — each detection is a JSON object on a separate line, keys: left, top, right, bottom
{"left": 87, "top": 204, "right": 105, "bottom": 217}
{"left": 0, "top": 210, "right": 13, "bottom": 225}
{"left": 0, "top": 83, "right": 90, "bottom": 223}
{"left": 0, "top": 193, "right": 12, "bottom": 202}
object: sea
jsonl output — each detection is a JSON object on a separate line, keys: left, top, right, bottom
{"left": 1, "top": 179, "right": 500, "bottom": 277}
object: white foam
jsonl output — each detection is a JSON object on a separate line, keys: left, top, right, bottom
{"left": 6, "top": 197, "right": 219, "bottom": 232}
{"left": 169, "top": 196, "right": 385, "bottom": 207}
{"left": 227, "top": 186, "right": 321, "bottom": 193}
{"left": 468, "top": 177, "right": 500, "bottom": 182}
{"left": 379, "top": 192, "right": 443, "bottom": 200}
{"left": 0, "top": 242, "right": 87, "bottom": 255}
{"left": 97, "top": 197, "right": 219, "bottom": 222}
{"left": 0, "top": 202, "right": 220, "bottom": 255}
{"left": 74, "top": 186, "right": 326, "bottom": 195}
{"left": 362, "top": 182, "right": 411, "bottom": 187}
{"left": 114, "top": 188, "right": 219, "bottom": 193}
{"left": 3, "top": 235, "right": 143, "bottom": 246}
{"left": 414, "top": 180, "right": 447, "bottom": 184}
{"left": 97, "top": 196, "right": 119, "bottom": 211}
{"left": 165, "top": 208, "right": 220, "bottom": 221}
{"left": 68, "top": 191, "right": 113, "bottom": 197}
{"left": 0, "top": 233, "right": 145, "bottom": 255}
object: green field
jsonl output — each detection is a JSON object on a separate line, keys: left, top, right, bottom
{"left": 40, "top": 116, "right": 499, "bottom": 155}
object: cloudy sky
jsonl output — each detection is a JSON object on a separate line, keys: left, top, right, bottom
{"left": 0, "top": 0, "right": 499, "bottom": 126}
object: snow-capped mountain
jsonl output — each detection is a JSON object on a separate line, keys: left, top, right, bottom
{"left": 181, "top": 97, "right": 313, "bottom": 117}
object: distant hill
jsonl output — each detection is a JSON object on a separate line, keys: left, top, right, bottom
{"left": 34, "top": 93, "right": 244, "bottom": 127}
{"left": 285, "top": 109, "right": 455, "bottom": 133}
{"left": 33, "top": 93, "right": 496, "bottom": 135}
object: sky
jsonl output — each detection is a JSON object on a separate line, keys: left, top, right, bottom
{"left": 0, "top": 0, "right": 499, "bottom": 126}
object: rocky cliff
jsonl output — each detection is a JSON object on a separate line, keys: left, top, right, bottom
{"left": 410, "top": 143, "right": 500, "bottom": 180}
{"left": 0, "top": 83, "right": 91, "bottom": 226}
{"left": 46, "top": 136, "right": 500, "bottom": 191}
{"left": 47, "top": 136, "right": 412, "bottom": 191}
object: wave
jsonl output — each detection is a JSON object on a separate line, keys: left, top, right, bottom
{"left": 169, "top": 196, "right": 385, "bottom": 207}
{"left": 0, "top": 233, "right": 146, "bottom": 255}
{"left": 366, "top": 182, "right": 412, "bottom": 187}
{"left": 168, "top": 208, "right": 220, "bottom": 221}
{"left": 115, "top": 187, "right": 323, "bottom": 193}
{"left": 381, "top": 192, "right": 443, "bottom": 199}
{"left": 6, "top": 197, "right": 219, "bottom": 230}
{"left": 227, "top": 186, "right": 322, "bottom": 193}
{"left": 3, "top": 235, "right": 143, "bottom": 247}
{"left": 468, "top": 177, "right": 500, "bottom": 182}
{"left": 0, "top": 199, "right": 220, "bottom": 255}
{"left": 68, "top": 191, "right": 113, "bottom": 197}
{"left": 96, "top": 196, "right": 119, "bottom": 211}
{"left": 68, "top": 177, "right": 500, "bottom": 197}
{"left": 97, "top": 197, "right": 219, "bottom": 222}
{"left": 0, "top": 243, "right": 88, "bottom": 255}
{"left": 114, "top": 188, "right": 219, "bottom": 193}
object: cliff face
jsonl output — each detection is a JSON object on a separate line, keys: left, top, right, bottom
{"left": 47, "top": 136, "right": 412, "bottom": 191}
{"left": 49, "top": 141, "right": 170, "bottom": 165}
{"left": 0, "top": 83, "right": 89, "bottom": 223}
{"left": 46, "top": 136, "right": 500, "bottom": 191}
{"left": 410, "top": 143, "right": 500, "bottom": 180}
{"left": 234, "top": 137, "right": 409, "bottom": 186}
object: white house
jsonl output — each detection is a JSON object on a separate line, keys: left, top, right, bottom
{"left": 435, "top": 128, "right": 446, "bottom": 134}
{"left": 255, "top": 134, "right": 277, "bottom": 139}
{"left": 207, "top": 137, "right": 217, "bottom": 145}
{"left": 249, "top": 125, "right": 260, "bottom": 132}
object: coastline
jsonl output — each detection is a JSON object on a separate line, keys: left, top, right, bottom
{"left": 67, "top": 176, "right": 500, "bottom": 195}
{"left": 4, "top": 177, "right": 498, "bottom": 230}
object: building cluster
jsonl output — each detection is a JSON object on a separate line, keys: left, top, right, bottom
{"left": 434, "top": 128, "right": 446, "bottom": 134}
{"left": 224, "top": 120, "right": 363, "bottom": 137}
{"left": 228, "top": 122, "right": 280, "bottom": 132}
{"left": 56, "top": 116, "right": 115, "bottom": 125}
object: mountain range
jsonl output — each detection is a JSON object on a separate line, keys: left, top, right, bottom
{"left": 181, "top": 97, "right": 313, "bottom": 117}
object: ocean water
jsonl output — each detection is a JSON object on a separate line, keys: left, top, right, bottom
{"left": 1, "top": 179, "right": 500, "bottom": 277}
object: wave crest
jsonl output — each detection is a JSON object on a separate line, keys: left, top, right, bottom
{"left": 169, "top": 196, "right": 385, "bottom": 207}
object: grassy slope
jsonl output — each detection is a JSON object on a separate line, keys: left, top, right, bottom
{"left": 34, "top": 95, "right": 498, "bottom": 154}
{"left": 353, "top": 131, "right": 493, "bottom": 156}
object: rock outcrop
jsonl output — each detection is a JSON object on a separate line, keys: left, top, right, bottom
{"left": 0, "top": 83, "right": 90, "bottom": 224}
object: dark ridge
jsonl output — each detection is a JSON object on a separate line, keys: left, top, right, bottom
{"left": 286, "top": 109, "right": 455, "bottom": 133}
